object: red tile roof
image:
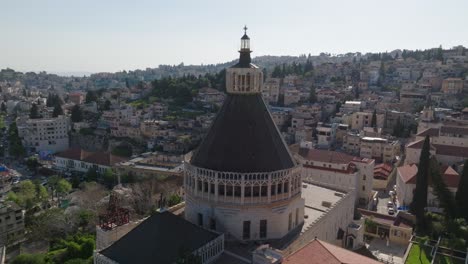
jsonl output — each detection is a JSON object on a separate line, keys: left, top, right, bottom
{"left": 55, "top": 148, "right": 127, "bottom": 166}
{"left": 283, "top": 239, "right": 380, "bottom": 264}
{"left": 397, "top": 164, "right": 419, "bottom": 184}
{"left": 397, "top": 164, "right": 460, "bottom": 188}
{"left": 407, "top": 140, "right": 468, "bottom": 158}
{"left": 374, "top": 163, "right": 393, "bottom": 180}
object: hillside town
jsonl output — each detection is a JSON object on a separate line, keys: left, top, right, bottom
{"left": 0, "top": 32, "right": 468, "bottom": 264}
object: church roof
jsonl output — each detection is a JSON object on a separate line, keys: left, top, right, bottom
{"left": 99, "top": 211, "right": 220, "bottom": 264}
{"left": 190, "top": 94, "right": 296, "bottom": 172}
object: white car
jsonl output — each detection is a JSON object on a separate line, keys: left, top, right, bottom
{"left": 388, "top": 207, "right": 395, "bottom": 215}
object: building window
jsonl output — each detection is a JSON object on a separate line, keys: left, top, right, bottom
{"left": 288, "top": 213, "right": 292, "bottom": 231}
{"left": 197, "top": 213, "right": 203, "bottom": 226}
{"left": 260, "top": 220, "right": 267, "bottom": 239}
{"left": 363, "top": 174, "right": 366, "bottom": 181}
{"left": 362, "top": 185, "right": 365, "bottom": 191}
{"left": 243, "top": 221, "right": 251, "bottom": 240}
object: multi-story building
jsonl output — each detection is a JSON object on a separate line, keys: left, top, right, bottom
{"left": 262, "top": 78, "right": 280, "bottom": 104}
{"left": 349, "top": 112, "right": 384, "bottom": 131}
{"left": 441, "top": 78, "right": 463, "bottom": 94}
{"left": 316, "top": 123, "right": 337, "bottom": 148}
{"left": 196, "top": 87, "right": 225, "bottom": 105}
{"left": 0, "top": 202, "right": 25, "bottom": 246}
{"left": 284, "top": 89, "right": 301, "bottom": 106}
{"left": 359, "top": 137, "right": 400, "bottom": 163}
{"left": 17, "top": 115, "right": 70, "bottom": 153}
{"left": 340, "top": 101, "right": 364, "bottom": 114}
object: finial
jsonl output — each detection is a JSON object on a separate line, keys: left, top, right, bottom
{"left": 244, "top": 25, "right": 248, "bottom": 34}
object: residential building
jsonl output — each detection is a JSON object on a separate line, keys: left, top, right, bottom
{"left": 0, "top": 202, "right": 24, "bottom": 246}
{"left": 196, "top": 87, "right": 225, "bottom": 105}
{"left": 441, "top": 78, "right": 463, "bottom": 94}
{"left": 17, "top": 115, "right": 70, "bottom": 154}
{"left": 359, "top": 209, "right": 413, "bottom": 246}
{"left": 262, "top": 78, "right": 280, "bottom": 104}
{"left": 360, "top": 137, "right": 400, "bottom": 163}
{"left": 284, "top": 89, "right": 301, "bottom": 106}
{"left": 349, "top": 112, "right": 384, "bottom": 131}
{"left": 316, "top": 123, "right": 337, "bottom": 148}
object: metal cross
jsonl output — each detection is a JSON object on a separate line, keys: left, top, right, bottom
{"left": 244, "top": 25, "right": 248, "bottom": 34}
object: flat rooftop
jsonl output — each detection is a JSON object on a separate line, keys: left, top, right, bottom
{"left": 301, "top": 182, "right": 347, "bottom": 233}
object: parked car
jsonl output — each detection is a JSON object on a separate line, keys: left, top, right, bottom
{"left": 387, "top": 201, "right": 394, "bottom": 208}
{"left": 388, "top": 207, "right": 395, "bottom": 215}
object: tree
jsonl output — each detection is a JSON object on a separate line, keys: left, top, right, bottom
{"left": 429, "top": 157, "right": 456, "bottom": 220}
{"left": 456, "top": 160, "right": 468, "bottom": 220}
{"left": 103, "top": 100, "right": 111, "bottom": 110}
{"left": 57, "top": 179, "right": 72, "bottom": 200}
{"left": 85, "top": 91, "right": 98, "bottom": 103}
{"left": 1, "top": 101, "right": 6, "bottom": 112}
{"left": 309, "top": 87, "right": 317, "bottom": 103}
{"left": 52, "top": 103, "right": 63, "bottom": 117}
{"left": 371, "top": 109, "right": 377, "bottom": 129}
{"left": 410, "top": 135, "right": 431, "bottom": 233}
{"left": 11, "top": 254, "right": 46, "bottom": 264}
{"left": 71, "top": 105, "right": 83, "bottom": 122}
{"left": 29, "top": 103, "right": 40, "bottom": 119}
{"left": 175, "top": 247, "right": 202, "bottom": 264}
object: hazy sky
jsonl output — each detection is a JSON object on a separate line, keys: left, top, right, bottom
{"left": 1, "top": 0, "right": 467, "bottom": 74}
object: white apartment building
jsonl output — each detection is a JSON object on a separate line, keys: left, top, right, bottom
{"left": 360, "top": 137, "right": 400, "bottom": 164}
{"left": 17, "top": 115, "right": 70, "bottom": 154}
{"left": 316, "top": 123, "right": 337, "bottom": 148}
{"left": 349, "top": 112, "right": 384, "bottom": 131}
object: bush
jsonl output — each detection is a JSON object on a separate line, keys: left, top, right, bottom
{"left": 11, "top": 254, "right": 46, "bottom": 264}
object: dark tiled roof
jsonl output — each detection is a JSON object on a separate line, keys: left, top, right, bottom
{"left": 190, "top": 94, "right": 295, "bottom": 172}
{"left": 100, "top": 212, "right": 220, "bottom": 264}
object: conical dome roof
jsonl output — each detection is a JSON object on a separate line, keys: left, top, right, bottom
{"left": 190, "top": 94, "right": 296, "bottom": 173}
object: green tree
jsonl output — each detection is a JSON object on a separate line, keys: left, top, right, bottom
{"left": 71, "top": 105, "right": 83, "bottom": 122}
{"left": 52, "top": 103, "right": 63, "bottom": 117}
{"left": 85, "top": 91, "right": 98, "bottom": 103}
{"left": 29, "top": 103, "right": 40, "bottom": 119}
{"left": 429, "top": 157, "right": 456, "bottom": 219}
{"left": 309, "top": 86, "right": 317, "bottom": 103}
{"left": 371, "top": 109, "right": 377, "bottom": 129}
{"left": 103, "top": 100, "right": 111, "bottom": 110}
{"left": 85, "top": 168, "right": 99, "bottom": 182}
{"left": 11, "top": 253, "right": 46, "bottom": 264}
{"left": 410, "top": 135, "right": 431, "bottom": 233}
{"left": 456, "top": 159, "right": 468, "bottom": 220}
{"left": 57, "top": 179, "right": 72, "bottom": 199}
